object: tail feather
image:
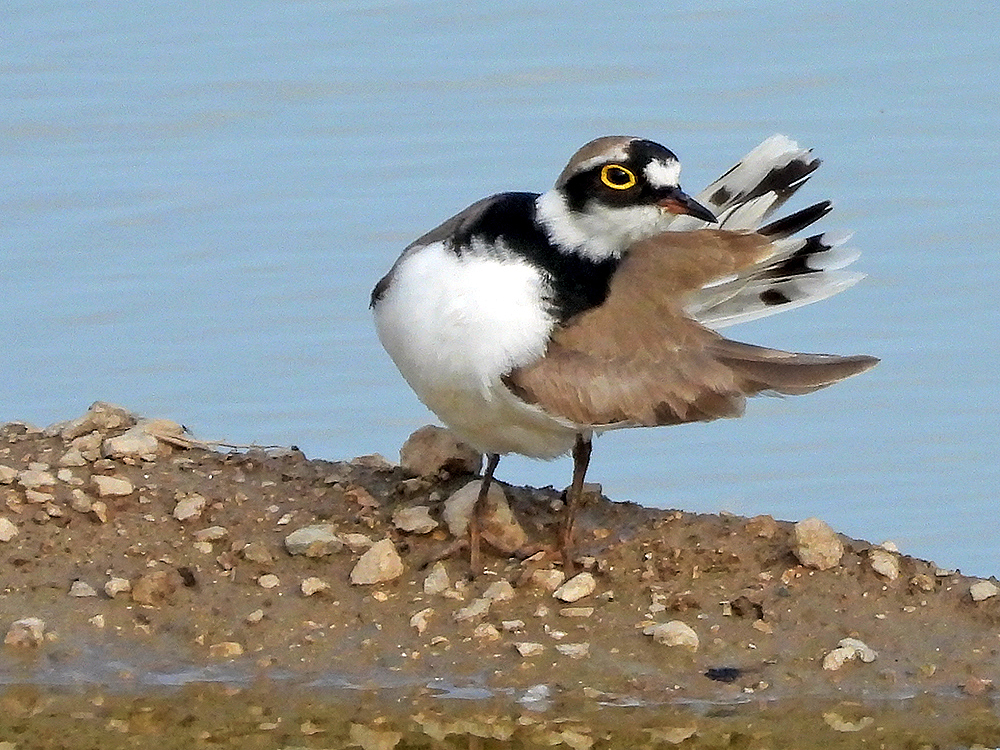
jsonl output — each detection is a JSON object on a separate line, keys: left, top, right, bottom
{"left": 659, "top": 135, "right": 869, "bottom": 329}
{"left": 758, "top": 200, "right": 833, "bottom": 239}
{"left": 711, "top": 339, "right": 880, "bottom": 396}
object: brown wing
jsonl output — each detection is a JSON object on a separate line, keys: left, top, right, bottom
{"left": 504, "top": 230, "right": 878, "bottom": 427}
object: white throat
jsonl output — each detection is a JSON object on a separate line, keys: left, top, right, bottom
{"left": 536, "top": 190, "right": 668, "bottom": 262}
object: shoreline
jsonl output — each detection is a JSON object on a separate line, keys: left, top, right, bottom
{"left": 1, "top": 403, "right": 998, "bottom": 745}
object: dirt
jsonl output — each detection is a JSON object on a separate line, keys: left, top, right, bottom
{"left": 1, "top": 404, "right": 999, "bottom": 748}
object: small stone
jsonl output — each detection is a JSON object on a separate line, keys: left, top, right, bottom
{"left": 241, "top": 541, "right": 274, "bottom": 565}
{"left": 90, "top": 500, "right": 108, "bottom": 523}
{"left": 351, "top": 453, "right": 394, "bottom": 470}
{"left": 530, "top": 568, "right": 566, "bottom": 592}
{"left": 301, "top": 577, "right": 330, "bottom": 597}
{"left": 399, "top": 425, "right": 482, "bottom": 477}
{"left": 56, "top": 468, "right": 81, "bottom": 485}
{"left": 501, "top": 619, "right": 525, "bottom": 632}
{"left": 483, "top": 579, "right": 516, "bottom": 603}
{"left": 0, "top": 465, "right": 17, "bottom": 484}
{"left": 173, "top": 492, "right": 207, "bottom": 521}
{"left": 284, "top": 524, "right": 343, "bottom": 557}
{"left": 209, "top": 641, "right": 244, "bottom": 659}
{"left": 472, "top": 622, "right": 501, "bottom": 641}
{"left": 556, "top": 642, "right": 590, "bottom": 659}
{"left": 69, "top": 580, "right": 98, "bottom": 598}
{"left": 60, "top": 401, "right": 136, "bottom": 440}
{"left": 392, "top": 504, "right": 438, "bottom": 534}
{"left": 0, "top": 516, "right": 17, "bottom": 542}
{"left": 104, "top": 577, "right": 131, "bottom": 598}
{"left": 193, "top": 526, "right": 228, "bottom": 542}
{"left": 443, "top": 480, "right": 527, "bottom": 553}
{"left": 453, "top": 597, "right": 493, "bottom": 623}
{"left": 644, "top": 621, "right": 699, "bottom": 651}
{"left": 70, "top": 431, "right": 103, "bottom": 461}
{"left": 5, "top": 617, "right": 46, "bottom": 647}
{"left": 25, "top": 489, "right": 53, "bottom": 504}
{"left": 869, "top": 548, "right": 900, "bottom": 580}
{"left": 90, "top": 614, "right": 105, "bottom": 628}
{"left": 58, "top": 448, "right": 88, "bottom": 467}
{"left": 17, "top": 468, "right": 56, "bottom": 490}
{"left": 559, "top": 607, "right": 594, "bottom": 618}
{"left": 553, "top": 572, "right": 596, "bottom": 603}
{"left": 70, "top": 490, "right": 93, "bottom": 513}
{"left": 258, "top": 574, "right": 280, "bottom": 589}
{"left": 102, "top": 425, "right": 161, "bottom": 461}
{"left": 131, "top": 570, "right": 179, "bottom": 606}
{"left": 340, "top": 532, "right": 374, "bottom": 552}
{"left": 793, "top": 518, "right": 844, "bottom": 570}
{"left": 970, "top": 580, "right": 999, "bottom": 602}
{"left": 745, "top": 514, "right": 779, "bottom": 538}
{"left": 423, "top": 561, "right": 450, "bottom": 595}
{"left": 92, "top": 475, "right": 134, "bottom": 497}
{"left": 246, "top": 609, "right": 265, "bottom": 624}
{"left": 350, "top": 538, "right": 404, "bottom": 585}
{"left": 909, "top": 573, "right": 935, "bottom": 592}
{"left": 515, "top": 642, "right": 545, "bottom": 657}
{"left": 823, "top": 637, "right": 877, "bottom": 670}
{"left": 410, "top": 607, "right": 434, "bottom": 634}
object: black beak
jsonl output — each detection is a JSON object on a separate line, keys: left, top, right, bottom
{"left": 657, "top": 187, "right": 718, "bottom": 224}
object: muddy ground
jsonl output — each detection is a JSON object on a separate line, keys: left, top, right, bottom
{"left": 1, "top": 403, "right": 999, "bottom": 748}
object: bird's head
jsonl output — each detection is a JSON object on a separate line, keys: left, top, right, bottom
{"left": 537, "top": 136, "right": 717, "bottom": 261}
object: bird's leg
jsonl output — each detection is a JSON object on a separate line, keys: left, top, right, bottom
{"left": 469, "top": 452, "right": 501, "bottom": 576}
{"left": 561, "top": 434, "right": 592, "bottom": 573}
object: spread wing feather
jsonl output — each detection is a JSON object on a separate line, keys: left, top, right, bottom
{"left": 505, "top": 231, "right": 878, "bottom": 428}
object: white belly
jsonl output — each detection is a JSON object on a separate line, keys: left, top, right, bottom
{"left": 373, "top": 240, "right": 580, "bottom": 458}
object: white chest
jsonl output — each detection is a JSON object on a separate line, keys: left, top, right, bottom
{"left": 373, "top": 240, "right": 579, "bottom": 456}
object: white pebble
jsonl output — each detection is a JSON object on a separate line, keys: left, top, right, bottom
{"left": 92, "top": 475, "right": 134, "bottom": 497}
{"left": 793, "top": 517, "right": 843, "bottom": 570}
{"left": 0, "top": 517, "right": 18, "bottom": 543}
{"left": 823, "top": 637, "right": 877, "bottom": 670}
{"left": 301, "top": 577, "right": 330, "bottom": 596}
{"left": 409, "top": 607, "right": 434, "bottom": 634}
{"left": 104, "top": 577, "right": 131, "bottom": 598}
{"left": 173, "top": 493, "right": 207, "bottom": 521}
{"left": 644, "top": 620, "right": 699, "bottom": 651}
{"left": 69, "top": 580, "right": 98, "bottom": 598}
{"left": 970, "top": 580, "right": 999, "bottom": 602}
{"left": 391, "top": 505, "right": 438, "bottom": 534}
{"left": 553, "top": 572, "right": 596, "bottom": 603}
{"left": 473, "top": 623, "right": 501, "bottom": 641}
{"left": 869, "top": 548, "right": 900, "bottom": 580}
{"left": 515, "top": 642, "right": 545, "bottom": 657}
{"left": 423, "top": 562, "right": 450, "bottom": 595}
{"left": 258, "top": 574, "right": 280, "bottom": 589}
{"left": 349, "top": 538, "right": 403, "bottom": 585}
{"left": 482, "top": 579, "right": 515, "bottom": 603}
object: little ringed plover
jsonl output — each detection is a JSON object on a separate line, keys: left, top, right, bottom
{"left": 371, "top": 134, "right": 878, "bottom": 572}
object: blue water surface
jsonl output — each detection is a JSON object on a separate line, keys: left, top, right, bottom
{"left": 2, "top": 0, "right": 998, "bottom": 575}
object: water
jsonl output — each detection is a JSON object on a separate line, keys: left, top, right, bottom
{"left": 3, "top": 0, "right": 999, "bottom": 578}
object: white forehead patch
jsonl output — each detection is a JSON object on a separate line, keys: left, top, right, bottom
{"left": 572, "top": 145, "right": 631, "bottom": 177}
{"left": 644, "top": 159, "right": 681, "bottom": 188}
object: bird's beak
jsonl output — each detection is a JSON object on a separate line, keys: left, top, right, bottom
{"left": 657, "top": 187, "right": 718, "bottom": 224}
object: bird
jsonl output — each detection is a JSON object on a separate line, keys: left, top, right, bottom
{"left": 371, "top": 134, "right": 878, "bottom": 573}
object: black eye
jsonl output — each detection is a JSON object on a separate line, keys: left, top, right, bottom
{"left": 600, "top": 164, "right": 637, "bottom": 190}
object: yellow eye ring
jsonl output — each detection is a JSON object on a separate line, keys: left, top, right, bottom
{"left": 600, "top": 164, "right": 637, "bottom": 190}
